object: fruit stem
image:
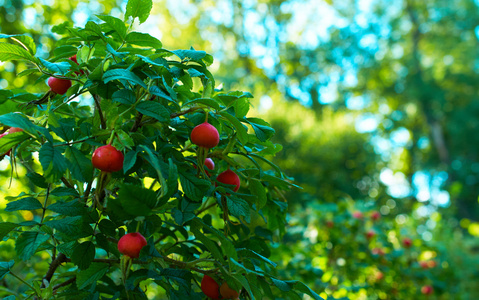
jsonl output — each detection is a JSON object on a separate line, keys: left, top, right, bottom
{"left": 107, "top": 129, "right": 116, "bottom": 145}
{"left": 204, "top": 112, "right": 209, "bottom": 123}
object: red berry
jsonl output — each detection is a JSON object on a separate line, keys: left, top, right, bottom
{"left": 217, "top": 169, "right": 241, "bottom": 192}
{"left": 352, "top": 211, "right": 363, "bottom": 219}
{"left": 190, "top": 122, "right": 219, "bottom": 149}
{"left": 421, "top": 285, "right": 433, "bottom": 295}
{"left": 428, "top": 260, "right": 437, "bottom": 268}
{"left": 419, "top": 261, "right": 429, "bottom": 269}
{"left": 326, "top": 220, "right": 334, "bottom": 228}
{"left": 92, "top": 144, "right": 124, "bottom": 172}
{"left": 375, "top": 271, "right": 384, "bottom": 281}
{"left": 47, "top": 77, "right": 72, "bottom": 95}
{"left": 371, "top": 248, "right": 385, "bottom": 256}
{"left": 117, "top": 232, "right": 147, "bottom": 258}
{"left": 366, "top": 230, "right": 376, "bottom": 240}
{"left": 371, "top": 211, "right": 381, "bottom": 221}
{"left": 0, "top": 132, "right": 11, "bottom": 156}
{"left": 69, "top": 55, "right": 85, "bottom": 75}
{"left": 201, "top": 275, "right": 220, "bottom": 299}
{"left": 403, "top": 238, "right": 412, "bottom": 248}
{"left": 8, "top": 127, "right": 23, "bottom": 134}
{"left": 205, "top": 158, "right": 215, "bottom": 171}
{"left": 220, "top": 281, "right": 240, "bottom": 299}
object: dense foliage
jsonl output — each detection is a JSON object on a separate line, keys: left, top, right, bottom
{"left": 2, "top": 0, "right": 479, "bottom": 299}
{"left": 0, "top": 1, "right": 321, "bottom": 299}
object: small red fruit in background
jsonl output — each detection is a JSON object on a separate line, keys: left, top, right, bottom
{"left": 92, "top": 144, "right": 124, "bottom": 172}
{"left": 403, "top": 237, "right": 412, "bottom": 248}
{"left": 421, "top": 285, "right": 433, "bottom": 295}
{"left": 191, "top": 122, "right": 219, "bottom": 149}
{"left": 47, "top": 77, "right": 72, "bottom": 95}
{"left": 371, "top": 248, "right": 385, "bottom": 256}
{"left": 117, "top": 232, "right": 147, "bottom": 258}
{"left": 205, "top": 158, "right": 215, "bottom": 171}
{"left": 217, "top": 169, "right": 241, "bottom": 192}
{"left": 366, "top": 230, "right": 376, "bottom": 240}
{"left": 419, "top": 261, "right": 429, "bottom": 269}
{"left": 220, "top": 281, "right": 240, "bottom": 299}
{"left": 201, "top": 275, "right": 220, "bottom": 299}
{"left": 352, "top": 211, "right": 363, "bottom": 219}
{"left": 8, "top": 127, "right": 23, "bottom": 134}
{"left": 371, "top": 211, "right": 381, "bottom": 221}
{"left": 427, "top": 260, "right": 437, "bottom": 268}
{"left": 326, "top": 220, "right": 334, "bottom": 228}
{"left": 375, "top": 271, "right": 384, "bottom": 281}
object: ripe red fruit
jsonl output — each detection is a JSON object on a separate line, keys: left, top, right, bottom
{"left": 220, "top": 281, "right": 240, "bottom": 299}
{"left": 47, "top": 77, "right": 72, "bottom": 95}
{"left": 205, "top": 158, "right": 215, "bottom": 171}
{"left": 117, "top": 232, "right": 147, "bottom": 258}
{"left": 402, "top": 238, "right": 412, "bottom": 248}
{"left": 8, "top": 127, "right": 23, "bottom": 134}
{"left": 371, "top": 211, "right": 381, "bottom": 221}
{"left": 91, "top": 144, "right": 124, "bottom": 172}
{"left": 366, "top": 230, "right": 376, "bottom": 240}
{"left": 69, "top": 55, "right": 85, "bottom": 75}
{"left": 421, "top": 285, "right": 433, "bottom": 295}
{"left": 326, "top": 220, "right": 334, "bottom": 228}
{"left": 217, "top": 169, "right": 241, "bottom": 192}
{"left": 352, "top": 211, "right": 363, "bottom": 219}
{"left": 190, "top": 122, "right": 219, "bottom": 149}
{"left": 201, "top": 275, "right": 220, "bottom": 299}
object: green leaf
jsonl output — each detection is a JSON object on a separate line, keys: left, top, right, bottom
{"left": 117, "top": 184, "right": 157, "bottom": 216}
{"left": 0, "top": 260, "right": 14, "bottom": 280}
{"left": 5, "top": 197, "right": 43, "bottom": 212}
{"left": 149, "top": 85, "right": 174, "bottom": 102}
{"left": 84, "top": 21, "right": 105, "bottom": 40}
{"left": 0, "top": 222, "right": 18, "bottom": 240}
{"left": 237, "top": 248, "right": 277, "bottom": 267}
{"left": 248, "top": 179, "right": 267, "bottom": 209}
{"left": 112, "top": 89, "right": 137, "bottom": 105}
{"left": 136, "top": 101, "right": 170, "bottom": 122}
{"left": 182, "top": 98, "right": 220, "bottom": 110}
{"left": 97, "top": 15, "right": 127, "bottom": 40}
{"left": 17, "top": 68, "right": 39, "bottom": 77}
{"left": 125, "top": 0, "right": 153, "bottom": 24}
{"left": 65, "top": 146, "right": 94, "bottom": 182}
{"left": 272, "top": 278, "right": 292, "bottom": 292}
{"left": 235, "top": 98, "right": 250, "bottom": 119}
{"left": 77, "top": 262, "right": 109, "bottom": 290}
{"left": 47, "top": 201, "right": 88, "bottom": 216}
{"left": 286, "top": 280, "right": 324, "bottom": 300}
{"left": 50, "top": 118, "right": 75, "bottom": 142}
{"left": 103, "top": 69, "right": 147, "bottom": 89}
{"left": 123, "top": 150, "right": 137, "bottom": 173}
{"left": 15, "top": 231, "right": 50, "bottom": 261}
{"left": 126, "top": 32, "right": 162, "bottom": 48}
{"left": 190, "top": 226, "right": 225, "bottom": 264}
{"left": 72, "top": 241, "right": 96, "bottom": 270}
{"left": 38, "top": 57, "right": 71, "bottom": 75}
{"left": 178, "top": 171, "right": 211, "bottom": 202}
{"left": 0, "top": 42, "right": 35, "bottom": 62}
{"left": 0, "top": 131, "right": 29, "bottom": 154}
{"left": 226, "top": 195, "right": 250, "bottom": 223}
{"left": 39, "top": 141, "right": 68, "bottom": 182}
{"left": 219, "top": 112, "right": 249, "bottom": 145}
{"left": 44, "top": 216, "right": 93, "bottom": 238}
{"left": 245, "top": 118, "right": 275, "bottom": 142}
{"left": 0, "top": 112, "right": 50, "bottom": 141}
{"left": 230, "top": 258, "right": 263, "bottom": 276}
{"left": 0, "top": 34, "right": 36, "bottom": 55}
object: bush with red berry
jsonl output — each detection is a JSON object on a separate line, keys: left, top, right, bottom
{"left": 0, "top": 2, "right": 319, "bottom": 299}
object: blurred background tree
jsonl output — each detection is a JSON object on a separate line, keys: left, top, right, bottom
{"left": 1, "top": 0, "right": 479, "bottom": 299}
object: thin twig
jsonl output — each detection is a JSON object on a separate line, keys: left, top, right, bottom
{"left": 93, "top": 94, "right": 106, "bottom": 129}
{"left": 41, "top": 253, "right": 67, "bottom": 288}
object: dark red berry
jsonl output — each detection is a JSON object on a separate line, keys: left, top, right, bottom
{"left": 47, "top": 77, "right": 72, "bottom": 95}
{"left": 217, "top": 169, "right": 241, "bottom": 192}
{"left": 191, "top": 122, "right": 219, "bottom": 149}
{"left": 117, "top": 232, "right": 147, "bottom": 258}
{"left": 91, "top": 144, "right": 124, "bottom": 172}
